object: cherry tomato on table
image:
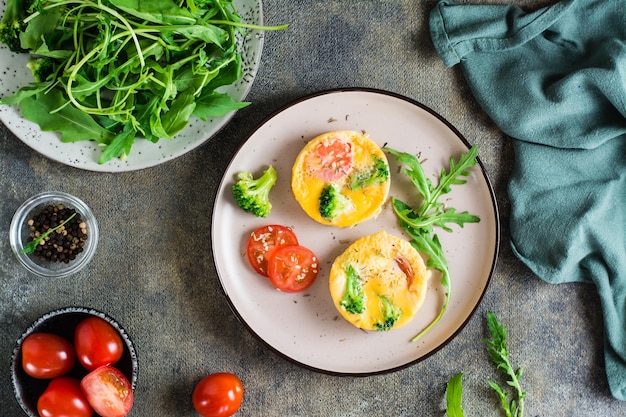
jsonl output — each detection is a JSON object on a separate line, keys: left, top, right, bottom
{"left": 21, "top": 332, "right": 75, "bottom": 379}
{"left": 81, "top": 365, "right": 134, "bottom": 417}
{"left": 38, "top": 376, "right": 93, "bottom": 417}
{"left": 192, "top": 372, "right": 244, "bottom": 417}
{"left": 74, "top": 316, "right": 124, "bottom": 370}
{"left": 246, "top": 224, "right": 299, "bottom": 276}
{"left": 267, "top": 244, "right": 319, "bottom": 292}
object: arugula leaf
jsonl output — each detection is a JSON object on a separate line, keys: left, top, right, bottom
{"left": 98, "top": 122, "right": 136, "bottom": 164}
{"left": 392, "top": 197, "right": 480, "bottom": 233}
{"left": 407, "top": 231, "right": 449, "bottom": 342}
{"left": 21, "top": 212, "right": 76, "bottom": 254}
{"left": 483, "top": 311, "right": 526, "bottom": 417}
{"left": 445, "top": 372, "right": 465, "bottom": 417}
{"left": 19, "top": 9, "right": 63, "bottom": 52}
{"left": 20, "top": 89, "right": 112, "bottom": 144}
{"left": 193, "top": 91, "right": 249, "bottom": 120}
{"left": 0, "top": 83, "right": 51, "bottom": 105}
{"left": 386, "top": 146, "right": 480, "bottom": 232}
{"left": 431, "top": 146, "right": 480, "bottom": 209}
{"left": 386, "top": 147, "right": 433, "bottom": 203}
{"left": 161, "top": 88, "right": 197, "bottom": 136}
{"left": 385, "top": 146, "right": 480, "bottom": 341}
{"left": 108, "top": 0, "right": 197, "bottom": 25}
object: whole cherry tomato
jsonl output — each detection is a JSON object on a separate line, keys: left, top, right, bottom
{"left": 192, "top": 372, "right": 244, "bottom": 417}
{"left": 21, "top": 332, "right": 75, "bottom": 379}
{"left": 37, "top": 376, "right": 93, "bottom": 417}
{"left": 74, "top": 316, "right": 124, "bottom": 371}
{"left": 81, "top": 365, "right": 134, "bottom": 417}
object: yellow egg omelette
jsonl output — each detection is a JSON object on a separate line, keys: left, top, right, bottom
{"left": 329, "top": 231, "right": 430, "bottom": 331}
{"left": 291, "top": 131, "right": 390, "bottom": 228}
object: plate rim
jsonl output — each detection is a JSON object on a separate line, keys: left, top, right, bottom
{"left": 211, "top": 87, "right": 501, "bottom": 376}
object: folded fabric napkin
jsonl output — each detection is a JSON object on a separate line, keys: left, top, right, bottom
{"left": 429, "top": 0, "right": 626, "bottom": 400}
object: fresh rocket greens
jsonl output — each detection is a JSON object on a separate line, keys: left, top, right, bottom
{"left": 407, "top": 232, "right": 450, "bottom": 342}
{"left": 0, "top": 0, "right": 287, "bottom": 164}
{"left": 384, "top": 146, "right": 480, "bottom": 341}
{"left": 484, "top": 311, "right": 526, "bottom": 417}
{"left": 445, "top": 312, "right": 526, "bottom": 417}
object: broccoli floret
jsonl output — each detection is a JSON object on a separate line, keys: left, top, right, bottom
{"left": 340, "top": 264, "right": 365, "bottom": 314}
{"left": 375, "top": 295, "right": 401, "bottom": 331}
{"left": 319, "top": 183, "right": 354, "bottom": 220}
{"left": 349, "top": 155, "right": 390, "bottom": 190}
{"left": 27, "top": 57, "right": 56, "bottom": 82}
{"left": 0, "top": 0, "right": 34, "bottom": 52}
{"left": 231, "top": 165, "right": 277, "bottom": 218}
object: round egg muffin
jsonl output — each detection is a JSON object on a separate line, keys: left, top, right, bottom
{"left": 329, "top": 231, "right": 430, "bottom": 331}
{"left": 291, "top": 131, "right": 390, "bottom": 228}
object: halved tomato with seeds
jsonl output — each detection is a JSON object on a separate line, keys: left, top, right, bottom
{"left": 267, "top": 245, "right": 319, "bottom": 292}
{"left": 246, "top": 225, "right": 299, "bottom": 276}
{"left": 304, "top": 135, "right": 353, "bottom": 181}
{"left": 80, "top": 365, "right": 133, "bottom": 417}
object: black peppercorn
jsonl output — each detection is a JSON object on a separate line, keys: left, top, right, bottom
{"left": 26, "top": 204, "right": 88, "bottom": 263}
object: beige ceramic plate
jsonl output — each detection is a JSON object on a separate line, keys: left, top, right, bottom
{"left": 212, "top": 88, "right": 500, "bottom": 375}
{"left": 0, "top": 0, "right": 264, "bottom": 172}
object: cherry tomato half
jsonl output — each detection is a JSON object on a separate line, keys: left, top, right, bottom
{"left": 74, "top": 316, "right": 124, "bottom": 371}
{"left": 305, "top": 136, "right": 353, "bottom": 181}
{"left": 38, "top": 376, "right": 93, "bottom": 417}
{"left": 192, "top": 372, "right": 244, "bottom": 417}
{"left": 246, "top": 224, "right": 299, "bottom": 276}
{"left": 267, "top": 244, "right": 319, "bottom": 292}
{"left": 21, "top": 332, "right": 75, "bottom": 379}
{"left": 81, "top": 365, "right": 134, "bottom": 417}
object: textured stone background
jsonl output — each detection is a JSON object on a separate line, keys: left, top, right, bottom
{"left": 2, "top": 1, "right": 625, "bottom": 416}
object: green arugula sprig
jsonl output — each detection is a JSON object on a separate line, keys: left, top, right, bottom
{"left": 21, "top": 212, "right": 76, "bottom": 254}
{"left": 0, "top": 0, "right": 288, "bottom": 164}
{"left": 484, "top": 311, "right": 526, "bottom": 417}
{"left": 445, "top": 312, "right": 526, "bottom": 417}
{"left": 384, "top": 146, "right": 480, "bottom": 341}
{"left": 406, "top": 231, "right": 449, "bottom": 342}
{"left": 386, "top": 146, "right": 481, "bottom": 233}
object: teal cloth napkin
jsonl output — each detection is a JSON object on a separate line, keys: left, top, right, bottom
{"left": 429, "top": 0, "right": 626, "bottom": 400}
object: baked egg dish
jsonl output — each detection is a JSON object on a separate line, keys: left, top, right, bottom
{"left": 329, "top": 231, "right": 430, "bottom": 331}
{"left": 291, "top": 131, "right": 390, "bottom": 228}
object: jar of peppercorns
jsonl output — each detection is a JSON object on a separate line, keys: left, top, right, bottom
{"left": 9, "top": 192, "right": 99, "bottom": 278}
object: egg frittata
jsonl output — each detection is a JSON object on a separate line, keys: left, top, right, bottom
{"left": 329, "top": 231, "right": 430, "bottom": 331}
{"left": 291, "top": 131, "right": 390, "bottom": 228}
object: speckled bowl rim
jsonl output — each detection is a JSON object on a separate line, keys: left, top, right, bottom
{"left": 9, "top": 191, "right": 99, "bottom": 278}
{"left": 11, "top": 307, "right": 138, "bottom": 417}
